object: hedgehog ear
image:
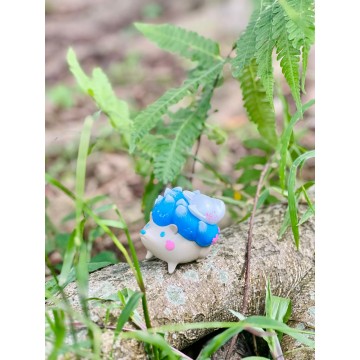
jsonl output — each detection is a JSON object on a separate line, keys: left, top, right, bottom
{"left": 169, "top": 224, "right": 178, "bottom": 234}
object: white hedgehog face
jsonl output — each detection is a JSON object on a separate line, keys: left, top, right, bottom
{"left": 140, "top": 217, "right": 179, "bottom": 249}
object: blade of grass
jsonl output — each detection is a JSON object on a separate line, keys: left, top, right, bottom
{"left": 76, "top": 242, "right": 90, "bottom": 317}
{"left": 114, "top": 208, "right": 154, "bottom": 332}
{"left": 298, "top": 206, "right": 315, "bottom": 225}
{"left": 197, "top": 326, "right": 245, "bottom": 360}
{"left": 279, "top": 99, "right": 315, "bottom": 190}
{"left": 243, "top": 317, "right": 314, "bottom": 348}
{"left": 150, "top": 319, "right": 314, "bottom": 337}
{"left": 75, "top": 115, "right": 93, "bottom": 246}
{"left": 301, "top": 186, "right": 315, "bottom": 212}
{"left": 288, "top": 150, "right": 315, "bottom": 249}
{"left": 114, "top": 291, "right": 143, "bottom": 337}
{"left": 57, "top": 229, "right": 76, "bottom": 286}
{"left": 46, "top": 171, "right": 157, "bottom": 357}
{"left": 45, "top": 174, "right": 137, "bottom": 279}
{"left": 120, "top": 331, "right": 178, "bottom": 360}
{"left": 45, "top": 256, "right": 79, "bottom": 357}
{"left": 278, "top": 181, "right": 315, "bottom": 240}
{"left": 74, "top": 115, "right": 99, "bottom": 355}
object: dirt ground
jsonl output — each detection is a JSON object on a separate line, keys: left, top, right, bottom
{"left": 45, "top": 0, "right": 315, "bottom": 265}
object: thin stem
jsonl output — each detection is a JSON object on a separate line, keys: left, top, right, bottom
{"left": 225, "top": 162, "right": 271, "bottom": 359}
{"left": 242, "top": 162, "right": 270, "bottom": 313}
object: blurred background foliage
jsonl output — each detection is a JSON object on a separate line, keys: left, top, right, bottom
{"left": 45, "top": 0, "right": 314, "bottom": 276}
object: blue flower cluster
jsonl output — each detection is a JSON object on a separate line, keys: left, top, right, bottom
{"left": 151, "top": 187, "right": 220, "bottom": 247}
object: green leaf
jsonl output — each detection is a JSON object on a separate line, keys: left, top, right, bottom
{"left": 93, "top": 203, "right": 115, "bottom": 215}
{"left": 287, "top": 150, "right": 315, "bottom": 248}
{"left": 75, "top": 116, "right": 93, "bottom": 248}
{"left": 90, "top": 251, "right": 118, "bottom": 264}
{"left": 134, "top": 23, "right": 222, "bottom": 65}
{"left": 281, "top": 0, "right": 315, "bottom": 91}
{"left": 239, "top": 59, "right": 278, "bottom": 147}
{"left": 153, "top": 86, "right": 214, "bottom": 183}
{"left": 142, "top": 174, "right": 164, "bottom": 223}
{"left": 114, "top": 291, "right": 143, "bottom": 337}
{"left": 297, "top": 186, "right": 315, "bottom": 225}
{"left": 55, "top": 233, "right": 71, "bottom": 255}
{"left": 242, "top": 138, "right": 273, "bottom": 153}
{"left": 98, "top": 219, "right": 126, "bottom": 229}
{"left": 232, "top": 2, "right": 265, "bottom": 77}
{"left": 302, "top": 185, "right": 315, "bottom": 212}
{"left": 257, "top": 189, "right": 270, "bottom": 209}
{"left": 46, "top": 309, "right": 66, "bottom": 360}
{"left": 197, "top": 326, "right": 245, "bottom": 360}
{"left": 67, "top": 48, "right": 92, "bottom": 94}
{"left": 278, "top": 206, "right": 291, "bottom": 240}
{"left": 205, "top": 123, "right": 228, "bottom": 145}
{"left": 76, "top": 242, "right": 89, "bottom": 312}
{"left": 298, "top": 206, "right": 315, "bottom": 225}
{"left": 265, "top": 279, "right": 292, "bottom": 338}
{"left": 91, "top": 68, "right": 131, "bottom": 133}
{"left": 130, "top": 61, "right": 224, "bottom": 152}
{"left": 279, "top": 99, "right": 315, "bottom": 189}
{"left": 237, "top": 169, "right": 262, "bottom": 185}
{"left": 67, "top": 48, "right": 131, "bottom": 136}
{"left": 278, "top": 180, "right": 314, "bottom": 239}
{"left": 120, "top": 331, "right": 178, "bottom": 360}
{"left": 235, "top": 155, "right": 267, "bottom": 169}
{"left": 57, "top": 229, "right": 76, "bottom": 287}
{"left": 255, "top": 0, "right": 279, "bottom": 103}
{"left": 274, "top": 8, "right": 302, "bottom": 113}
{"left": 243, "top": 316, "right": 314, "bottom": 348}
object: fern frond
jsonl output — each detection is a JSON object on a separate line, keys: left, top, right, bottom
{"left": 130, "top": 61, "right": 224, "bottom": 152}
{"left": 67, "top": 48, "right": 131, "bottom": 135}
{"left": 153, "top": 88, "right": 213, "bottom": 183}
{"left": 232, "top": 0, "right": 273, "bottom": 78}
{"left": 281, "top": 0, "right": 315, "bottom": 91}
{"left": 91, "top": 69, "right": 131, "bottom": 132}
{"left": 281, "top": 0, "right": 314, "bottom": 48}
{"left": 240, "top": 59, "right": 278, "bottom": 147}
{"left": 301, "top": 42, "right": 310, "bottom": 93}
{"left": 255, "top": 0, "right": 279, "bottom": 103}
{"left": 137, "top": 134, "right": 167, "bottom": 159}
{"left": 67, "top": 48, "right": 92, "bottom": 94}
{"left": 272, "top": 4, "right": 302, "bottom": 112}
{"left": 134, "top": 23, "right": 222, "bottom": 65}
{"left": 231, "top": 6, "right": 260, "bottom": 77}
{"left": 154, "top": 109, "right": 201, "bottom": 184}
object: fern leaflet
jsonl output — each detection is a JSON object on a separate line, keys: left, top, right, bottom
{"left": 67, "top": 48, "right": 131, "bottom": 135}
{"left": 91, "top": 69, "right": 131, "bottom": 133}
{"left": 281, "top": 0, "right": 315, "bottom": 91}
{"left": 231, "top": 4, "right": 262, "bottom": 78}
{"left": 239, "top": 59, "right": 278, "bottom": 147}
{"left": 271, "top": 4, "right": 302, "bottom": 113}
{"left": 254, "top": 0, "right": 279, "bottom": 103}
{"left": 134, "top": 23, "right": 222, "bottom": 65}
{"left": 153, "top": 88, "right": 213, "bottom": 183}
{"left": 130, "top": 61, "right": 224, "bottom": 153}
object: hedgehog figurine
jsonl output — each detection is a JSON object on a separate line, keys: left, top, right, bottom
{"left": 139, "top": 187, "right": 225, "bottom": 273}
